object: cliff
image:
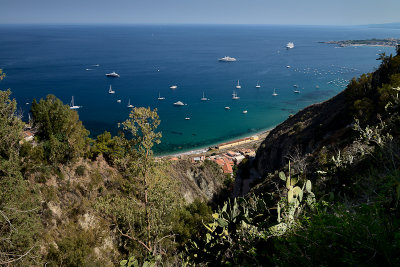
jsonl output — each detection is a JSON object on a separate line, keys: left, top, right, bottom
{"left": 254, "top": 91, "right": 352, "bottom": 178}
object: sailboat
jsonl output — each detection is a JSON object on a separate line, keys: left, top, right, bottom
{"left": 232, "top": 91, "right": 240, "bottom": 100}
{"left": 272, "top": 89, "right": 278, "bottom": 96}
{"left": 108, "top": 85, "right": 115, "bottom": 94}
{"left": 256, "top": 81, "right": 261, "bottom": 88}
{"left": 70, "top": 96, "right": 81, "bottom": 109}
{"left": 157, "top": 92, "right": 165, "bottom": 100}
{"left": 236, "top": 80, "right": 241, "bottom": 89}
{"left": 201, "top": 92, "right": 209, "bottom": 101}
{"left": 127, "top": 99, "right": 134, "bottom": 108}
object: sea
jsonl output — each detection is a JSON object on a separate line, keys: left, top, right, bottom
{"left": 0, "top": 24, "right": 399, "bottom": 155}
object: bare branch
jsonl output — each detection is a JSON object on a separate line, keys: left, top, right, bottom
{"left": 117, "top": 227, "right": 152, "bottom": 252}
{"left": 0, "top": 245, "right": 35, "bottom": 265}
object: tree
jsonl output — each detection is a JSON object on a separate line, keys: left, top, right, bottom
{"left": 96, "top": 107, "right": 184, "bottom": 263}
{"left": 121, "top": 107, "right": 162, "bottom": 253}
{"left": 31, "top": 94, "right": 89, "bottom": 164}
{"left": 0, "top": 71, "right": 42, "bottom": 265}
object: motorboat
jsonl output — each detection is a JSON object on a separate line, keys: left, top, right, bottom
{"left": 225, "top": 106, "right": 230, "bottom": 110}
{"left": 106, "top": 72, "right": 120, "bottom": 77}
{"left": 242, "top": 110, "right": 248, "bottom": 114}
{"left": 218, "top": 56, "right": 237, "bottom": 62}
{"left": 117, "top": 99, "right": 121, "bottom": 103}
{"left": 173, "top": 101, "right": 185, "bottom": 106}
{"left": 286, "top": 42, "right": 295, "bottom": 49}
{"left": 185, "top": 117, "right": 191, "bottom": 120}
{"left": 170, "top": 85, "right": 178, "bottom": 89}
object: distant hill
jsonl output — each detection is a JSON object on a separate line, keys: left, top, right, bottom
{"left": 367, "top": 22, "right": 400, "bottom": 29}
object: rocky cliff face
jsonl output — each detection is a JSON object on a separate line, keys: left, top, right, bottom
{"left": 254, "top": 91, "right": 352, "bottom": 178}
{"left": 169, "top": 160, "right": 226, "bottom": 203}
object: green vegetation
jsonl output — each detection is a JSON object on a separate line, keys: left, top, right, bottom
{"left": 184, "top": 47, "right": 400, "bottom": 266}
{"left": 0, "top": 73, "right": 42, "bottom": 265}
{"left": 2, "top": 47, "right": 400, "bottom": 266}
{"left": 31, "top": 94, "right": 89, "bottom": 164}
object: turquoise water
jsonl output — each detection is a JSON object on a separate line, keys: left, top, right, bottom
{"left": 0, "top": 25, "right": 398, "bottom": 154}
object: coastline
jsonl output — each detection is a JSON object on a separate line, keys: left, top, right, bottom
{"left": 158, "top": 126, "right": 273, "bottom": 159}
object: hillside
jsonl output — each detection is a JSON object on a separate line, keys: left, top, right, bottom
{"left": 2, "top": 46, "right": 400, "bottom": 265}
{"left": 185, "top": 47, "right": 400, "bottom": 265}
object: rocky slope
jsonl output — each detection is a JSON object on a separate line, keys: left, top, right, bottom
{"left": 254, "top": 91, "right": 353, "bottom": 178}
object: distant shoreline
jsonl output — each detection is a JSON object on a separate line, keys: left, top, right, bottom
{"left": 320, "top": 38, "right": 399, "bottom": 47}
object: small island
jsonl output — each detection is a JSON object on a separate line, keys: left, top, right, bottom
{"left": 320, "top": 38, "right": 399, "bottom": 47}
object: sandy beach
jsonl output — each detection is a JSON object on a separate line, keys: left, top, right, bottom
{"left": 159, "top": 128, "right": 272, "bottom": 159}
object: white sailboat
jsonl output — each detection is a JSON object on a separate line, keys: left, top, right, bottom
{"left": 70, "top": 96, "right": 81, "bottom": 109}
{"left": 127, "top": 99, "right": 134, "bottom": 108}
{"left": 201, "top": 92, "right": 209, "bottom": 101}
{"left": 157, "top": 92, "right": 165, "bottom": 100}
{"left": 232, "top": 91, "right": 240, "bottom": 100}
{"left": 108, "top": 85, "right": 115, "bottom": 94}
{"left": 236, "top": 80, "right": 241, "bottom": 89}
{"left": 272, "top": 89, "right": 278, "bottom": 96}
{"left": 256, "top": 81, "right": 261, "bottom": 88}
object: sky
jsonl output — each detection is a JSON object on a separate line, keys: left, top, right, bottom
{"left": 1, "top": 0, "right": 399, "bottom": 25}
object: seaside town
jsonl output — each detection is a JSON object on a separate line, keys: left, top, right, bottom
{"left": 164, "top": 131, "right": 269, "bottom": 175}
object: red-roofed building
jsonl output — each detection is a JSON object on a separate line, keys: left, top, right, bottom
{"left": 222, "top": 163, "right": 233, "bottom": 174}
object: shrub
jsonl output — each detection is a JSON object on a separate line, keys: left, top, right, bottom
{"left": 75, "top": 165, "right": 86, "bottom": 177}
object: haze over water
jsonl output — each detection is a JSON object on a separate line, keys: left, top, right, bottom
{"left": 0, "top": 24, "right": 398, "bottom": 154}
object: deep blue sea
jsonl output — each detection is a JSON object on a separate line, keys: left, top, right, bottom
{"left": 0, "top": 24, "right": 399, "bottom": 155}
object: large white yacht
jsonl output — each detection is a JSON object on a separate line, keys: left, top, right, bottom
{"left": 286, "top": 42, "right": 295, "bottom": 49}
{"left": 105, "top": 72, "right": 120, "bottom": 77}
{"left": 218, "top": 56, "right": 237, "bottom": 62}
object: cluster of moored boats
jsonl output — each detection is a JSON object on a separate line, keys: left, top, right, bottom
{"left": 70, "top": 70, "right": 295, "bottom": 119}
{"left": 71, "top": 41, "right": 296, "bottom": 115}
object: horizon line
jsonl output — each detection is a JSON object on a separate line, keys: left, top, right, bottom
{"left": 1, "top": 22, "right": 398, "bottom": 27}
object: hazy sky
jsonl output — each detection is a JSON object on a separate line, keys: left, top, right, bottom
{"left": 1, "top": 0, "right": 399, "bottom": 25}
